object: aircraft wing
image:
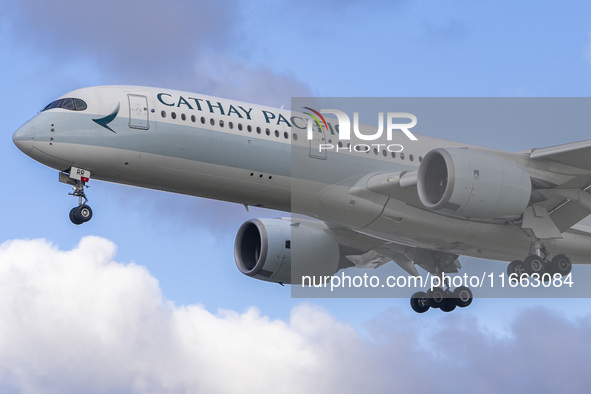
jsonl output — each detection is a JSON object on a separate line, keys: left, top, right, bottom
{"left": 529, "top": 139, "right": 591, "bottom": 171}
{"left": 328, "top": 136, "right": 591, "bottom": 275}
{"left": 525, "top": 139, "right": 591, "bottom": 232}
{"left": 349, "top": 139, "right": 591, "bottom": 236}
{"left": 324, "top": 222, "right": 460, "bottom": 277}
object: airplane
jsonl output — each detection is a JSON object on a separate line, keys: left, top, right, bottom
{"left": 12, "top": 85, "right": 591, "bottom": 313}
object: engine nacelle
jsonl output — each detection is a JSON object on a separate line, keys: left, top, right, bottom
{"left": 417, "top": 148, "right": 531, "bottom": 219}
{"left": 234, "top": 218, "right": 340, "bottom": 284}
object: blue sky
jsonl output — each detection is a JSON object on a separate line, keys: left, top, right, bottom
{"left": 2, "top": 1, "right": 591, "bottom": 392}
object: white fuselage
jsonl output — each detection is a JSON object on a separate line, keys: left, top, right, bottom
{"left": 12, "top": 86, "right": 591, "bottom": 264}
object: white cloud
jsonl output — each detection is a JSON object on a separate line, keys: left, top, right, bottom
{"left": 0, "top": 237, "right": 355, "bottom": 393}
{"left": 1, "top": 236, "right": 591, "bottom": 393}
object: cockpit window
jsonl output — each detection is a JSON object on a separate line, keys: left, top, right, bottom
{"left": 42, "top": 98, "right": 87, "bottom": 112}
{"left": 74, "top": 98, "right": 87, "bottom": 110}
{"left": 61, "top": 98, "right": 75, "bottom": 110}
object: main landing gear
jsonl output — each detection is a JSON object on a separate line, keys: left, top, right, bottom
{"left": 60, "top": 168, "right": 93, "bottom": 225}
{"left": 410, "top": 282, "right": 473, "bottom": 313}
{"left": 507, "top": 254, "right": 572, "bottom": 279}
{"left": 506, "top": 240, "right": 572, "bottom": 280}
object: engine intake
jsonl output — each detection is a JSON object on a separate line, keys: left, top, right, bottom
{"left": 234, "top": 219, "right": 340, "bottom": 284}
{"left": 417, "top": 148, "right": 531, "bottom": 219}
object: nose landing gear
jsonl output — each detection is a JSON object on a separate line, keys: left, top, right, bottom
{"left": 60, "top": 167, "right": 93, "bottom": 225}
{"left": 68, "top": 182, "right": 93, "bottom": 225}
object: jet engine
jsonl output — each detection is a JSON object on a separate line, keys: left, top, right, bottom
{"left": 417, "top": 148, "right": 531, "bottom": 219}
{"left": 234, "top": 218, "right": 340, "bottom": 284}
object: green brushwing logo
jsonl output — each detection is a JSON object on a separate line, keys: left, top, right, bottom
{"left": 92, "top": 103, "right": 120, "bottom": 133}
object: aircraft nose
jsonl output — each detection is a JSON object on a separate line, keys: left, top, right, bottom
{"left": 13, "top": 119, "right": 36, "bottom": 154}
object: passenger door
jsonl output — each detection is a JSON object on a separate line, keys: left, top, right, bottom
{"left": 128, "top": 94, "right": 149, "bottom": 130}
{"left": 308, "top": 121, "right": 327, "bottom": 159}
